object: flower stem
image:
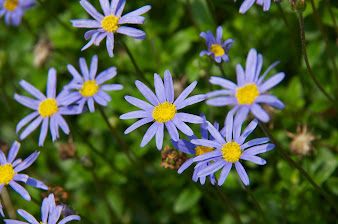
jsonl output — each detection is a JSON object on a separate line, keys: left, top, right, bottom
{"left": 258, "top": 121, "right": 338, "bottom": 213}
{"left": 309, "top": 0, "right": 338, "bottom": 78}
{"left": 97, "top": 106, "right": 162, "bottom": 206}
{"left": 1, "top": 187, "right": 16, "bottom": 219}
{"left": 120, "top": 40, "right": 152, "bottom": 87}
{"left": 297, "top": 12, "right": 335, "bottom": 103}
{"left": 216, "top": 62, "right": 227, "bottom": 77}
{"left": 276, "top": 2, "right": 291, "bottom": 33}
{"left": 216, "top": 186, "right": 243, "bottom": 224}
{"left": 244, "top": 186, "right": 268, "bottom": 224}
{"left": 325, "top": 0, "right": 338, "bottom": 38}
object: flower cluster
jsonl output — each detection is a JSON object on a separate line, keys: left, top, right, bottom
{"left": 4, "top": 193, "right": 81, "bottom": 224}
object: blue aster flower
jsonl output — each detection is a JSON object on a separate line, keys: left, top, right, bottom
{"left": 206, "top": 48, "right": 285, "bottom": 123}
{"left": 192, "top": 114, "right": 275, "bottom": 186}
{"left": 171, "top": 113, "right": 217, "bottom": 185}
{"left": 70, "top": 0, "right": 151, "bottom": 57}
{"left": 0, "top": 141, "right": 47, "bottom": 201}
{"left": 120, "top": 70, "right": 206, "bottom": 150}
{"left": 4, "top": 193, "right": 80, "bottom": 224}
{"left": 200, "top": 26, "right": 234, "bottom": 63}
{"left": 65, "top": 55, "right": 123, "bottom": 113}
{"left": 14, "top": 68, "right": 80, "bottom": 146}
{"left": 0, "top": 0, "right": 35, "bottom": 26}
{"left": 236, "top": 0, "right": 281, "bottom": 14}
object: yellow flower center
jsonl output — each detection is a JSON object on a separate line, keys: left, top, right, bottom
{"left": 195, "top": 146, "right": 214, "bottom": 156}
{"left": 235, "top": 83, "right": 259, "bottom": 105}
{"left": 101, "top": 15, "right": 119, "bottom": 32}
{"left": 221, "top": 142, "right": 242, "bottom": 163}
{"left": 0, "top": 164, "right": 15, "bottom": 185}
{"left": 152, "top": 102, "right": 176, "bottom": 123}
{"left": 4, "top": 0, "right": 18, "bottom": 11}
{"left": 79, "top": 80, "right": 99, "bottom": 97}
{"left": 38, "top": 98, "right": 58, "bottom": 117}
{"left": 210, "top": 44, "right": 225, "bottom": 57}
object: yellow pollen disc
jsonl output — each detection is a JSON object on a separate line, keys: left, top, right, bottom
{"left": 79, "top": 80, "right": 99, "bottom": 97}
{"left": 38, "top": 98, "right": 58, "bottom": 117}
{"left": 152, "top": 102, "right": 176, "bottom": 123}
{"left": 195, "top": 146, "right": 214, "bottom": 156}
{"left": 101, "top": 15, "right": 119, "bottom": 32}
{"left": 235, "top": 83, "right": 259, "bottom": 105}
{"left": 4, "top": 0, "right": 18, "bottom": 11}
{"left": 40, "top": 222, "right": 46, "bottom": 224}
{"left": 221, "top": 142, "right": 242, "bottom": 163}
{"left": 210, "top": 44, "right": 225, "bottom": 57}
{"left": 0, "top": 164, "right": 15, "bottom": 185}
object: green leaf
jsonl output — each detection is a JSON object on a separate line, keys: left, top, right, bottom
{"left": 173, "top": 187, "right": 202, "bottom": 213}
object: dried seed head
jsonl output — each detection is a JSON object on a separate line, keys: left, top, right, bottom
{"left": 56, "top": 137, "right": 77, "bottom": 160}
{"left": 287, "top": 124, "right": 318, "bottom": 158}
{"left": 161, "top": 145, "right": 188, "bottom": 169}
{"left": 34, "top": 36, "right": 53, "bottom": 68}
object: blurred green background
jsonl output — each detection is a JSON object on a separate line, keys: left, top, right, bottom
{"left": 0, "top": 0, "right": 337, "bottom": 223}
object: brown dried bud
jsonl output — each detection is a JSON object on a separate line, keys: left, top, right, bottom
{"left": 42, "top": 186, "right": 69, "bottom": 204}
{"left": 56, "top": 137, "right": 77, "bottom": 160}
{"left": 34, "top": 36, "right": 53, "bottom": 68}
{"left": 173, "top": 76, "right": 187, "bottom": 99}
{"left": 287, "top": 124, "right": 319, "bottom": 158}
{"left": 161, "top": 145, "right": 189, "bottom": 169}
{"left": 0, "top": 141, "right": 10, "bottom": 155}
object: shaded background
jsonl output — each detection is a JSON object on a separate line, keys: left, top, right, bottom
{"left": 0, "top": 0, "right": 337, "bottom": 223}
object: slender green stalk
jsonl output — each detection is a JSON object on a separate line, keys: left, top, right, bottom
{"left": 97, "top": 106, "right": 162, "bottom": 205}
{"left": 216, "top": 186, "right": 243, "bottom": 224}
{"left": 244, "top": 186, "right": 268, "bottom": 224}
{"left": 297, "top": 12, "right": 335, "bottom": 103}
{"left": 120, "top": 40, "right": 152, "bottom": 86}
{"left": 216, "top": 62, "right": 227, "bottom": 77}
{"left": 89, "top": 169, "right": 122, "bottom": 224}
{"left": 325, "top": 0, "right": 338, "bottom": 37}
{"left": 276, "top": 2, "right": 291, "bottom": 33}
{"left": 309, "top": 0, "right": 338, "bottom": 78}
{"left": 258, "top": 121, "right": 338, "bottom": 213}
{"left": 186, "top": 0, "right": 201, "bottom": 33}
{"left": 205, "top": 0, "right": 217, "bottom": 25}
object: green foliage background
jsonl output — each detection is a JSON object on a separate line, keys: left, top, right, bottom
{"left": 0, "top": 0, "right": 337, "bottom": 223}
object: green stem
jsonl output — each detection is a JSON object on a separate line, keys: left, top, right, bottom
{"left": 244, "top": 186, "right": 268, "bottom": 224}
{"left": 216, "top": 62, "right": 227, "bottom": 77}
{"left": 120, "top": 40, "right": 152, "bottom": 86}
{"left": 276, "top": 2, "right": 291, "bottom": 33}
{"left": 216, "top": 186, "right": 243, "bottom": 224}
{"left": 325, "top": 0, "right": 338, "bottom": 40}
{"left": 97, "top": 106, "right": 162, "bottom": 206}
{"left": 186, "top": 0, "right": 201, "bottom": 33}
{"left": 309, "top": 0, "right": 338, "bottom": 78}
{"left": 258, "top": 121, "right": 338, "bottom": 213}
{"left": 297, "top": 12, "right": 335, "bottom": 103}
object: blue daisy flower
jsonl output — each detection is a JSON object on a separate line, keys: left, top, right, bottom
{"left": 0, "top": 141, "right": 47, "bottom": 201}
{"left": 120, "top": 70, "right": 206, "bottom": 150}
{"left": 171, "top": 113, "right": 217, "bottom": 185}
{"left": 65, "top": 55, "right": 123, "bottom": 113}
{"left": 0, "top": 0, "right": 35, "bottom": 26}
{"left": 14, "top": 68, "right": 79, "bottom": 146}
{"left": 236, "top": 0, "right": 281, "bottom": 14}
{"left": 70, "top": 0, "right": 151, "bottom": 57}
{"left": 192, "top": 114, "right": 275, "bottom": 186}
{"left": 200, "top": 26, "right": 234, "bottom": 63}
{"left": 4, "top": 193, "right": 80, "bottom": 224}
{"left": 206, "top": 48, "right": 285, "bottom": 123}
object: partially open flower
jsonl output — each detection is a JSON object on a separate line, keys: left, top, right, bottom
{"left": 287, "top": 124, "right": 318, "bottom": 158}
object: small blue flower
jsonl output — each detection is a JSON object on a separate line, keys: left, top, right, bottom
{"left": 171, "top": 113, "right": 217, "bottom": 185}
{"left": 120, "top": 70, "right": 206, "bottom": 150}
{"left": 236, "top": 0, "right": 281, "bottom": 14}
{"left": 65, "top": 55, "right": 123, "bottom": 113}
{"left": 192, "top": 114, "right": 275, "bottom": 186}
{"left": 70, "top": 0, "right": 151, "bottom": 57}
{"left": 0, "top": 141, "right": 47, "bottom": 202}
{"left": 206, "top": 48, "right": 285, "bottom": 123}
{"left": 0, "top": 0, "right": 35, "bottom": 26}
{"left": 4, "top": 193, "right": 81, "bottom": 224}
{"left": 15, "top": 68, "right": 79, "bottom": 146}
{"left": 200, "top": 26, "right": 234, "bottom": 63}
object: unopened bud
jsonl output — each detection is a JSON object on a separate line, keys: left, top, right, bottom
{"left": 290, "top": 0, "right": 306, "bottom": 13}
